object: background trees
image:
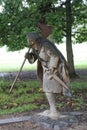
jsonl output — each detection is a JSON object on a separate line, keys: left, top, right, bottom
{"left": 0, "top": 0, "right": 87, "bottom": 76}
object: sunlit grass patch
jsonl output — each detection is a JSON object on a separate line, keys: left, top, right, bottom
{"left": 71, "top": 81, "right": 87, "bottom": 90}
{"left": 75, "top": 61, "right": 87, "bottom": 69}
{"left": 0, "top": 79, "right": 87, "bottom": 115}
{"left": 0, "top": 62, "right": 37, "bottom": 72}
{"left": 0, "top": 80, "right": 47, "bottom": 115}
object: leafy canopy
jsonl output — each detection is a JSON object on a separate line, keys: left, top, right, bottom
{"left": 0, "top": 0, "right": 87, "bottom": 51}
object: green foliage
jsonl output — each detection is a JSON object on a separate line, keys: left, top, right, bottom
{"left": 46, "top": 10, "right": 65, "bottom": 43}
{"left": 0, "top": 0, "right": 40, "bottom": 50}
{"left": 0, "top": 104, "right": 38, "bottom": 115}
{"left": 56, "top": 81, "right": 87, "bottom": 111}
{"left": 71, "top": 81, "right": 87, "bottom": 90}
{"left": 0, "top": 79, "right": 87, "bottom": 114}
{"left": 0, "top": 80, "right": 46, "bottom": 114}
{"left": 72, "top": 1, "right": 87, "bottom": 43}
{"left": 0, "top": 0, "right": 87, "bottom": 51}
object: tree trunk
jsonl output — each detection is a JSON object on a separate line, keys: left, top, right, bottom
{"left": 66, "top": 0, "right": 77, "bottom": 77}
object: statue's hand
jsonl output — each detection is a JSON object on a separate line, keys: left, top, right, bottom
{"left": 25, "top": 52, "right": 34, "bottom": 59}
{"left": 25, "top": 52, "right": 37, "bottom": 64}
{"left": 49, "top": 68, "right": 55, "bottom": 75}
{"left": 48, "top": 69, "right": 57, "bottom": 80}
{"left": 25, "top": 52, "right": 30, "bottom": 59}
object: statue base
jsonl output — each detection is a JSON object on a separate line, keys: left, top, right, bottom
{"left": 30, "top": 112, "right": 80, "bottom": 130}
{"left": 0, "top": 111, "right": 82, "bottom": 130}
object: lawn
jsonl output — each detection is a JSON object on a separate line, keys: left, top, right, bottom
{"left": 0, "top": 80, "right": 46, "bottom": 114}
{"left": 0, "top": 79, "right": 87, "bottom": 115}
{"left": 0, "top": 46, "right": 37, "bottom": 72}
{"left": 0, "top": 43, "right": 87, "bottom": 72}
{"left": 0, "top": 43, "right": 87, "bottom": 115}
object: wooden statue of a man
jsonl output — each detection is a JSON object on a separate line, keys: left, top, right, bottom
{"left": 25, "top": 32, "right": 72, "bottom": 119}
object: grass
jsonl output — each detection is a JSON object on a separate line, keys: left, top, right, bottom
{"left": 0, "top": 44, "right": 87, "bottom": 114}
{"left": 0, "top": 80, "right": 47, "bottom": 115}
{"left": 75, "top": 61, "right": 87, "bottom": 69}
{"left": 0, "top": 60, "right": 87, "bottom": 72}
{"left": 0, "top": 79, "right": 87, "bottom": 115}
{"left": 0, "top": 61, "right": 37, "bottom": 72}
{"left": 70, "top": 81, "right": 87, "bottom": 111}
{"left": 71, "top": 81, "right": 87, "bottom": 90}
{"left": 0, "top": 44, "right": 87, "bottom": 72}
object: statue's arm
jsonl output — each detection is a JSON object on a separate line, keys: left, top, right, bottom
{"left": 25, "top": 48, "right": 37, "bottom": 64}
{"left": 47, "top": 50, "right": 59, "bottom": 73}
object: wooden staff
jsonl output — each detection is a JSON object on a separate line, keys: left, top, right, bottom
{"left": 49, "top": 70, "right": 69, "bottom": 90}
{"left": 9, "top": 48, "right": 30, "bottom": 93}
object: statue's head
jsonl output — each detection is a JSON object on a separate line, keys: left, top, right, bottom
{"left": 26, "top": 32, "right": 40, "bottom": 46}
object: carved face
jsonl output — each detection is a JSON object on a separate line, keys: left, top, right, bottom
{"left": 27, "top": 39, "right": 37, "bottom": 51}
{"left": 27, "top": 39, "right": 35, "bottom": 46}
{"left": 26, "top": 32, "right": 40, "bottom": 50}
{"left": 26, "top": 32, "right": 39, "bottom": 45}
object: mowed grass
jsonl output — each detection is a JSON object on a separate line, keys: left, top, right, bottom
{"left": 0, "top": 80, "right": 87, "bottom": 115}
{"left": 0, "top": 43, "right": 87, "bottom": 72}
{"left": 0, "top": 46, "right": 37, "bottom": 72}
{"left": 75, "top": 61, "right": 87, "bottom": 69}
{"left": 0, "top": 60, "right": 87, "bottom": 72}
{"left": 0, "top": 61, "right": 37, "bottom": 72}
{"left": 0, "top": 44, "right": 87, "bottom": 115}
{"left": 0, "top": 80, "right": 46, "bottom": 115}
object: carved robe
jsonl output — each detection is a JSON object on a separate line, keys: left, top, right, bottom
{"left": 27, "top": 38, "right": 70, "bottom": 94}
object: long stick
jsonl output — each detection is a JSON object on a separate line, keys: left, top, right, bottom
{"left": 49, "top": 70, "right": 69, "bottom": 90}
{"left": 9, "top": 48, "right": 30, "bottom": 93}
{"left": 9, "top": 58, "right": 26, "bottom": 93}
{"left": 51, "top": 74, "right": 69, "bottom": 90}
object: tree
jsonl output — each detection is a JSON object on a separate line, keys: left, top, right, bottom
{"left": 72, "top": 0, "right": 87, "bottom": 43}
{"left": 0, "top": 0, "right": 87, "bottom": 76}
{"left": 36, "top": 0, "right": 87, "bottom": 77}
{"left": 66, "top": 0, "right": 76, "bottom": 77}
{"left": 0, "top": 0, "right": 40, "bottom": 50}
